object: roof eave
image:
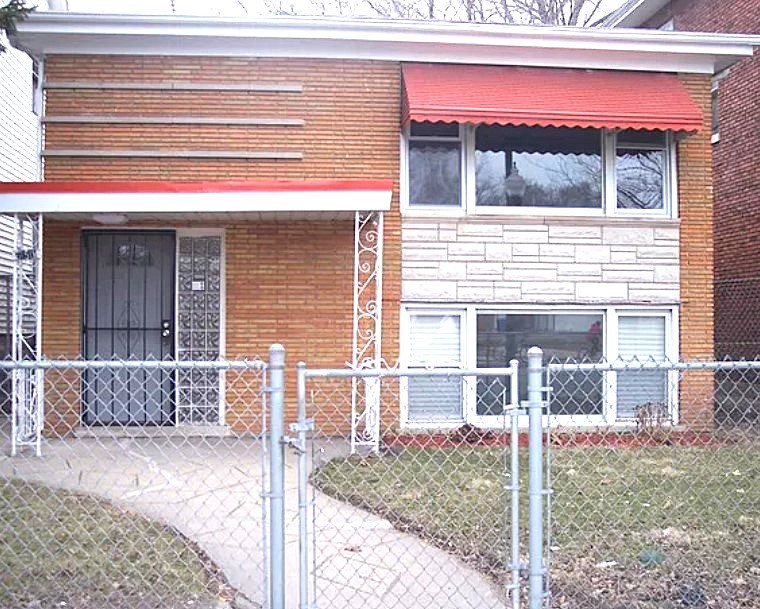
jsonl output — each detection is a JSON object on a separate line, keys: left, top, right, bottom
{"left": 12, "top": 12, "right": 758, "bottom": 75}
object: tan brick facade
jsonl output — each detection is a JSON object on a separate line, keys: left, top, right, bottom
{"left": 676, "top": 74, "right": 715, "bottom": 427}
{"left": 37, "top": 54, "right": 716, "bottom": 430}
{"left": 40, "top": 56, "right": 402, "bottom": 428}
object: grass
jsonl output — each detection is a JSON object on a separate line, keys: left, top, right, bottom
{"left": 313, "top": 442, "right": 760, "bottom": 608}
{"left": 0, "top": 479, "right": 230, "bottom": 609}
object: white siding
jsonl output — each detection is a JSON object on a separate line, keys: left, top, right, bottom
{"left": 0, "top": 34, "right": 40, "bottom": 337}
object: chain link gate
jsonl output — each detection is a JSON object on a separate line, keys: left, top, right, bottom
{"left": 291, "top": 356, "right": 552, "bottom": 609}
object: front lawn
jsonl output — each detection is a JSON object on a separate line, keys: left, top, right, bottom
{"left": 313, "top": 443, "right": 760, "bottom": 608}
{"left": 0, "top": 479, "right": 231, "bottom": 609}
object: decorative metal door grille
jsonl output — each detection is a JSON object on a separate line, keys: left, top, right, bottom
{"left": 177, "top": 235, "right": 223, "bottom": 424}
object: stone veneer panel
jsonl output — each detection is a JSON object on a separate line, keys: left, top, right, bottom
{"left": 402, "top": 218, "right": 680, "bottom": 304}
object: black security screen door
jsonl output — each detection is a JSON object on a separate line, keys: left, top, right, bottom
{"left": 82, "top": 231, "right": 176, "bottom": 425}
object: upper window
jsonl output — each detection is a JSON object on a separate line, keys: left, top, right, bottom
{"left": 475, "top": 125, "right": 602, "bottom": 209}
{"left": 408, "top": 122, "right": 461, "bottom": 207}
{"left": 405, "top": 122, "right": 675, "bottom": 216}
{"left": 616, "top": 130, "right": 667, "bottom": 211}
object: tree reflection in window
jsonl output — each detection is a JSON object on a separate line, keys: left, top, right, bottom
{"left": 617, "top": 130, "right": 666, "bottom": 210}
{"left": 475, "top": 125, "right": 602, "bottom": 209}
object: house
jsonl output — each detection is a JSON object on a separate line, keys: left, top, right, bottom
{"left": 0, "top": 10, "right": 755, "bottom": 435}
{"left": 604, "top": 0, "right": 760, "bottom": 360}
{"left": 0, "top": 30, "right": 41, "bottom": 414}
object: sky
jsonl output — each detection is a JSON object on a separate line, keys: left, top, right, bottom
{"left": 39, "top": 0, "right": 630, "bottom": 20}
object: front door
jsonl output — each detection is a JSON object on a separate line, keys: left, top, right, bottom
{"left": 82, "top": 231, "right": 175, "bottom": 425}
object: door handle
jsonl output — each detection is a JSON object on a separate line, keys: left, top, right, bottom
{"left": 161, "top": 320, "right": 172, "bottom": 338}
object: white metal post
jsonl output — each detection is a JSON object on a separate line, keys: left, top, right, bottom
{"left": 296, "top": 362, "right": 310, "bottom": 609}
{"left": 527, "top": 347, "right": 546, "bottom": 609}
{"left": 268, "top": 344, "right": 286, "bottom": 609}
{"left": 509, "top": 358, "right": 521, "bottom": 609}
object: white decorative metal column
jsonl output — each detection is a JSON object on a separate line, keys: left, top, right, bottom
{"left": 11, "top": 213, "right": 43, "bottom": 456}
{"left": 351, "top": 210, "right": 383, "bottom": 453}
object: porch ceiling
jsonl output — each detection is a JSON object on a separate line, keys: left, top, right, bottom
{"left": 0, "top": 180, "right": 394, "bottom": 219}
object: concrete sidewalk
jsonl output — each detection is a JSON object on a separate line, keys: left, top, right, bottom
{"left": 0, "top": 432, "right": 505, "bottom": 609}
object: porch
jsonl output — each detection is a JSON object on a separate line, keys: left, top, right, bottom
{"left": 0, "top": 180, "right": 391, "bottom": 453}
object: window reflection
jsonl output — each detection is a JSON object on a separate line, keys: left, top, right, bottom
{"left": 476, "top": 313, "right": 604, "bottom": 416}
{"left": 475, "top": 125, "right": 602, "bottom": 209}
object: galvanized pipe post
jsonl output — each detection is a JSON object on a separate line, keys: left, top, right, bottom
{"left": 527, "top": 347, "right": 545, "bottom": 609}
{"left": 296, "top": 362, "right": 310, "bottom": 609}
{"left": 508, "top": 358, "right": 521, "bottom": 609}
{"left": 268, "top": 344, "right": 286, "bottom": 609}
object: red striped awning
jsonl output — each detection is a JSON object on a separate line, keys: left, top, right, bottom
{"left": 402, "top": 63, "right": 703, "bottom": 132}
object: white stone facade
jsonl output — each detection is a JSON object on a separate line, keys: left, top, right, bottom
{"left": 402, "top": 217, "right": 680, "bottom": 304}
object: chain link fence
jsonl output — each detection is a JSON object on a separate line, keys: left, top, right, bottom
{"left": 546, "top": 359, "right": 759, "bottom": 609}
{"left": 715, "top": 277, "right": 760, "bottom": 360}
{"left": 0, "top": 357, "right": 268, "bottom": 609}
{"left": 298, "top": 358, "right": 759, "bottom": 609}
{"left": 2, "top": 353, "right": 759, "bottom": 609}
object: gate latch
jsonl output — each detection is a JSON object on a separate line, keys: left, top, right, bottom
{"left": 283, "top": 419, "right": 314, "bottom": 454}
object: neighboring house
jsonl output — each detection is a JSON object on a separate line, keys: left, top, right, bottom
{"left": 0, "top": 11, "right": 755, "bottom": 432}
{"left": 0, "top": 31, "right": 40, "bottom": 412}
{"left": 604, "top": 0, "right": 760, "bottom": 360}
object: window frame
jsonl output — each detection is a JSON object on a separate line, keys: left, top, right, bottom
{"left": 402, "top": 123, "right": 678, "bottom": 220}
{"left": 402, "top": 123, "right": 467, "bottom": 215}
{"left": 612, "top": 130, "right": 676, "bottom": 218}
{"left": 401, "top": 304, "right": 679, "bottom": 429}
{"left": 400, "top": 307, "right": 468, "bottom": 427}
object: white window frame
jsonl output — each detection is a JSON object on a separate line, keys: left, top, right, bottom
{"left": 401, "top": 123, "right": 467, "bottom": 217}
{"left": 400, "top": 307, "right": 468, "bottom": 428}
{"left": 612, "top": 130, "right": 676, "bottom": 219}
{"left": 402, "top": 123, "right": 678, "bottom": 220}
{"left": 400, "top": 303, "right": 679, "bottom": 429}
{"left": 609, "top": 306, "right": 680, "bottom": 425}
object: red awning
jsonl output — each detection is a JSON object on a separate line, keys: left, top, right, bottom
{"left": 402, "top": 63, "right": 703, "bottom": 132}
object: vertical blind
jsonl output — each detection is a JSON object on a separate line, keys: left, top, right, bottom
{"left": 408, "top": 314, "right": 463, "bottom": 422}
{"left": 617, "top": 316, "right": 668, "bottom": 419}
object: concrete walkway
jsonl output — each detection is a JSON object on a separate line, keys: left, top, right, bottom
{"left": 0, "top": 431, "right": 505, "bottom": 609}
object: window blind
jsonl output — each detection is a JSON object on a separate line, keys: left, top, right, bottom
{"left": 617, "top": 316, "right": 668, "bottom": 419}
{"left": 408, "top": 314, "right": 463, "bottom": 422}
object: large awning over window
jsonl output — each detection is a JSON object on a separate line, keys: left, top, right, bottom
{"left": 402, "top": 63, "right": 703, "bottom": 132}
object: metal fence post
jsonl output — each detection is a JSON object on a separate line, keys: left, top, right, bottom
{"left": 268, "top": 344, "right": 286, "bottom": 609}
{"left": 508, "top": 358, "right": 521, "bottom": 609}
{"left": 527, "top": 346, "right": 545, "bottom": 609}
{"left": 296, "top": 362, "right": 310, "bottom": 609}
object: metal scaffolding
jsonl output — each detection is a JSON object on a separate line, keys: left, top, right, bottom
{"left": 10, "top": 213, "right": 43, "bottom": 456}
{"left": 350, "top": 210, "right": 384, "bottom": 453}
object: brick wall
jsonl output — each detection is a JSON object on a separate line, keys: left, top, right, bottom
{"left": 676, "top": 73, "right": 715, "bottom": 427}
{"left": 40, "top": 56, "right": 402, "bottom": 428}
{"left": 642, "top": 1, "right": 760, "bottom": 358}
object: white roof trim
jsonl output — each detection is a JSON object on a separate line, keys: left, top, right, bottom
{"left": 0, "top": 189, "right": 393, "bottom": 214}
{"left": 12, "top": 12, "right": 759, "bottom": 74}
